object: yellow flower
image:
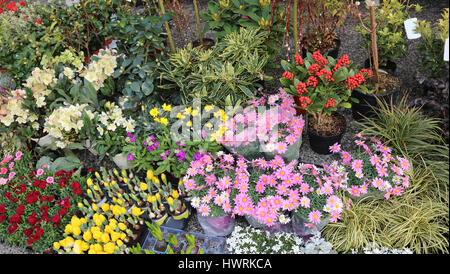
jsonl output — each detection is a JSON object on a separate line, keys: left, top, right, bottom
{"left": 116, "top": 239, "right": 124, "bottom": 247}
{"left": 104, "top": 242, "right": 116, "bottom": 254}
{"left": 87, "top": 189, "right": 92, "bottom": 194}
{"left": 154, "top": 117, "right": 160, "bottom": 122}
{"left": 87, "top": 178, "right": 93, "bottom": 186}
{"left": 192, "top": 109, "right": 199, "bottom": 116}
{"left": 140, "top": 182, "right": 148, "bottom": 191}
{"left": 104, "top": 182, "right": 109, "bottom": 187}
{"left": 161, "top": 173, "right": 166, "bottom": 182}
{"left": 167, "top": 197, "right": 174, "bottom": 205}
{"left": 92, "top": 230, "right": 102, "bottom": 241}
{"left": 92, "top": 203, "right": 98, "bottom": 211}
{"left": 162, "top": 103, "right": 172, "bottom": 112}
{"left": 110, "top": 231, "right": 121, "bottom": 242}
{"left": 101, "top": 233, "right": 110, "bottom": 243}
{"left": 177, "top": 112, "right": 184, "bottom": 119}
{"left": 132, "top": 206, "right": 144, "bottom": 217}
{"left": 160, "top": 117, "right": 169, "bottom": 126}
{"left": 184, "top": 107, "right": 192, "bottom": 115}
{"left": 155, "top": 193, "right": 160, "bottom": 201}
{"left": 81, "top": 241, "right": 90, "bottom": 252}
{"left": 72, "top": 226, "right": 82, "bottom": 236}
{"left": 94, "top": 172, "right": 101, "bottom": 179}
{"left": 93, "top": 243, "right": 103, "bottom": 253}
{"left": 64, "top": 224, "right": 73, "bottom": 235}
{"left": 101, "top": 203, "right": 110, "bottom": 212}
{"left": 118, "top": 223, "right": 127, "bottom": 231}
{"left": 149, "top": 108, "right": 159, "bottom": 117}
{"left": 73, "top": 240, "right": 83, "bottom": 254}
{"left": 53, "top": 242, "right": 61, "bottom": 250}
{"left": 83, "top": 231, "right": 92, "bottom": 242}
{"left": 147, "top": 195, "right": 155, "bottom": 203}
{"left": 172, "top": 190, "right": 179, "bottom": 199}
{"left": 186, "top": 121, "right": 192, "bottom": 127}
{"left": 147, "top": 169, "right": 154, "bottom": 180}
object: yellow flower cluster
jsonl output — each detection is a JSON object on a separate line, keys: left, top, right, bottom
{"left": 54, "top": 203, "right": 131, "bottom": 254}
{"left": 43, "top": 103, "right": 95, "bottom": 149}
{"left": 148, "top": 103, "right": 172, "bottom": 126}
{"left": 79, "top": 48, "right": 117, "bottom": 90}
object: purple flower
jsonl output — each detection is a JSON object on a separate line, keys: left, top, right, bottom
{"left": 128, "top": 153, "right": 134, "bottom": 161}
{"left": 129, "top": 137, "right": 136, "bottom": 143}
{"left": 147, "top": 146, "right": 154, "bottom": 152}
{"left": 164, "top": 150, "right": 170, "bottom": 156}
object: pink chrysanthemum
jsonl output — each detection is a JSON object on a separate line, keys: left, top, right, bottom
{"left": 370, "top": 155, "right": 381, "bottom": 166}
{"left": 300, "top": 196, "right": 311, "bottom": 208}
{"left": 329, "top": 142, "right": 341, "bottom": 153}
{"left": 299, "top": 183, "right": 310, "bottom": 195}
{"left": 199, "top": 204, "right": 211, "bottom": 216}
{"left": 376, "top": 165, "right": 389, "bottom": 178}
{"left": 349, "top": 185, "right": 360, "bottom": 197}
{"left": 351, "top": 159, "right": 363, "bottom": 173}
{"left": 398, "top": 157, "right": 410, "bottom": 171}
{"left": 255, "top": 181, "right": 266, "bottom": 194}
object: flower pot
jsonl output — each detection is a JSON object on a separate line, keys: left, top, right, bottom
{"left": 364, "top": 58, "right": 397, "bottom": 76}
{"left": 112, "top": 153, "right": 131, "bottom": 170}
{"left": 197, "top": 211, "right": 235, "bottom": 237}
{"left": 165, "top": 206, "right": 191, "bottom": 230}
{"left": 351, "top": 86, "right": 400, "bottom": 121}
{"left": 192, "top": 38, "right": 215, "bottom": 50}
{"left": 307, "top": 112, "right": 346, "bottom": 155}
{"left": 291, "top": 212, "right": 329, "bottom": 238}
{"left": 152, "top": 239, "right": 169, "bottom": 254}
{"left": 264, "top": 133, "right": 302, "bottom": 164}
{"left": 145, "top": 210, "right": 169, "bottom": 226}
{"left": 182, "top": 244, "right": 203, "bottom": 254}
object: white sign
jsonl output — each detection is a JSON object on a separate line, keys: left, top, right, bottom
{"left": 365, "top": 0, "right": 380, "bottom": 6}
{"left": 444, "top": 38, "right": 449, "bottom": 62}
{"left": 404, "top": 18, "right": 421, "bottom": 40}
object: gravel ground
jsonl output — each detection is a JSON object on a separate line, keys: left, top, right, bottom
{"left": 1, "top": 0, "right": 448, "bottom": 254}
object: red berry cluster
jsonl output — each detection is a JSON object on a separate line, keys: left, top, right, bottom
{"left": 324, "top": 98, "right": 337, "bottom": 108}
{"left": 296, "top": 81, "right": 308, "bottom": 95}
{"left": 294, "top": 54, "right": 304, "bottom": 66}
{"left": 282, "top": 71, "right": 294, "bottom": 80}
{"left": 332, "top": 54, "right": 350, "bottom": 73}
{"left": 298, "top": 96, "right": 312, "bottom": 108}
{"left": 346, "top": 72, "right": 367, "bottom": 90}
{"left": 312, "top": 51, "right": 328, "bottom": 67}
{"left": 306, "top": 76, "right": 318, "bottom": 88}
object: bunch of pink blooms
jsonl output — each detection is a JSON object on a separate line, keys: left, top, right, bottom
{"left": 218, "top": 89, "right": 305, "bottom": 155}
{"left": 183, "top": 151, "right": 244, "bottom": 217}
{"left": 327, "top": 134, "right": 411, "bottom": 200}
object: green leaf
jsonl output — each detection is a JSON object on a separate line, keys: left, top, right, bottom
{"left": 130, "top": 81, "right": 141, "bottom": 92}
{"left": 50, "top": 156, "right": 81, "bottom": 172}
{"left": 340, "top": 102, "right": 352, "bottom": 108}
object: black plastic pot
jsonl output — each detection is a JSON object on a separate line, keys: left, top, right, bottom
{"left": 364, "top": 58, "right": 397, "bottom": 76}
{"left": 164, "top": 206, "right": 191, "bottom": 230}
{"left": 308, "top": 113, "right": 346, "bottom": 155}
{"left": 302, "top": 38, "right": 341, "bottom": 59}
{"left": 351, "top": 87, "right": 400, "bottom": 121}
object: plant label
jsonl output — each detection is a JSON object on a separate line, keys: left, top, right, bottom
{"left": 365, "top": 0, "right": 380, "bottom": 6}
{"left": 404, "top": 18, "right": 421, "bottom": 40}
{"left": 444, "top": 38, "right": 449, "bottom": 62}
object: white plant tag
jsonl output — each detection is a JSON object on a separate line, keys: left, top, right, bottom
{"left": 444, "top": 38, "right": 449, "bottom": 62}
{"left": 404, "top": 18, "right": 421, "bottom": 40}
{"left": 365, "top": 0, "right": 380, "bottom": 6}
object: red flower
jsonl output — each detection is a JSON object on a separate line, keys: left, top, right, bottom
{"left": 23, "top": 228, "right": 33, "bottom": 237}
{"left": 26, "top": 191, "right": 39, "bottom": 204}
{"left": 34, "top": 18, "right": 42, "bottom": 24}
{"left": 38, "top": 181, "right": 47, "bottom": 190}
{"left": 16, "top": 204, "right": 25, "bottom": 215}
{"left": 298, "top": 96, "right": 312, "bottom": 108}
{"left": 0, "top": 215, "right": 5, "bottom": 223}
{"left": 7, "top": 224, "right": 18, "bottom": 234}
{"left": 28, "top": 215, "right": 38, "bottom": 225}
{"left": 59, "top": 208, "right": 67, "bottom": 216}
{"left": 0, "top": 204, "right": 5, "bottom": 214}
{"left": 10, "top": 214, "right": 21, "bottom": 224}
{"left": 18, "top": 1, "right": 25, "bottom": 6}
{"left": 51, "top": 214, "right": 60, "bottom": 224}
{"left": 5, "top": 1, "right": 17, "bottom": 12}
{"left": 312, "top": 51, "right": 328, "bottom": 67}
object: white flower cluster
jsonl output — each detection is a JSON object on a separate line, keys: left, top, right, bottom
{"left": 0, "top": 89, "right": 38, "bottom": 128}
{"left": 226, "top": 225, "right": 337, "bottom": 254}
{"left": 80, "top": 48, "right": 117, "bottom": 90}
{"left": 43, "top": 103, "right": 95, "bottom": 149}
{"left": 351, "top": 242, "right": 413, "bottom": 254}
{"left": 24, "top": 67, "right": 57, "bottom": 108}
{"left": 97, "top": 101, "right": 136, "bottom": 136}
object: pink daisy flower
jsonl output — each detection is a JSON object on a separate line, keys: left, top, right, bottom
{"left": 299, "top": 183, "right": 310, "bottom": 195}
{"left": 199, "top": 204, "right": 211, "bottom": 216}
{"left": 270, "top": 195, "right": 283, "bottom": 210}
{"left": 370, "top": 155, "right": 381, "bottom": 166}
{"left": 275, "top": 142, "right": 288, "bottom": 154}
{"left": 222, "top": 202, "right": 232, "bottom": 213}
{"left": 285, "top": 135, "right": 296, "bottom": 146}
{"left": 392, "top": 186, "right": 404, "bottom": 196}
{"left": 292, "top": 173, "right": 303, "bottom": 185}
{"left": 205, "top": 174, "right": 216, "bottom": 186}
{"left": 308, "top": 210, "right": 322, "bottom": 225}
{"left": 376, "top": 165, "right": 389, "bottom": 178}
{"left": 329, "top": 210, "right": 341, "bottom": 223}
{"left": 184, "top": 179, "right": 197, "bottom": 191}
{"left": 349, "top": 185, "right": 360, "bottom": 197}
{"left": 276, "top": 183, "right": 289, "bottom": 195}
{"left": 341, "top": 151, "right": 352, "bottom": 164}
{"left": 255, "top": 181, "right": 266, "bottom": 194}
{"left": 360, "top": 183, "right": 369, "bottom": 194}
{"left": 217, "top": 176, "right": 232, "bottom": 191}
{"left": 390, "top": 164, "right": 403, "bottom": 176}
{"left": 351, "top": 159, "right": 363, "bottom": 173}
{"left": 321, "top": 183, "right": 334, "bottom": 195}
{"left": 372, "top": 178, "right": 386, "bottom": 189}
{"left": 266, "top": 175, "right": 277, "bottom": 187}
{"left": 398, "top": 157, "right": 410, "bottom": 171}
{"left": 300, "top": 196, "right": 310, "bottom": 208}
{"left": 329, "top": 142, "right": 341, "bottom": 153}
{"left": 402, "top": 176, "right": 410, "bottom": 188}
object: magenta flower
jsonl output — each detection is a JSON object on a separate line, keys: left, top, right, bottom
{"left": 276, "top": 142, "right": 288, "bottom": 154}
{"left": 349, "top": 185, "right": 360, "bottom": 197}
{"left": 127, "top": 153, "right": 134, "bottom": 161}
{"left": 376, "top": 164, "right": 388, "bottom": 177}
{"left": 36, "top": 168, "right": 44, "bottom": 177}
{"left": 370, "top": 155, "right": 381, "bottom": 166}
{"left": 398, "top": 157, "right": 410, "bottom": 171}
{"left": 46, "top": 176, "right": 54, "bottom": 184}
{"left": 351, "top": 159, "right": 363, "bottom": 173}
{"left": 255, "top": 181, "right": 266, "bottom": 194}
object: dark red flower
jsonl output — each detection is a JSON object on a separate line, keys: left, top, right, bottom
{"left": 34, "top": 18, "right": 42, "bottom": 24}
{"left": 38, "top": 181, "right": 47, "bottom": 190}
{"left": 18, "top": 1, "right": 25, "bottom": 6}
{"left": 23, "top": 228, "right": 33, "bottom": 237}
{"left": 59, "top": 208, "right": 67, "bottom": 216}
{"left": 28, "top": 215, "right": 38, "bottom": 225}
{"left": 0, "top": 215, "right": 5, "bottom": 223}
{"left": 0, "top": 204, "right": 5, "bottom": 214}
{"left": 16, "top": 204, "right": 25, "bottom": 215}
{"left": 10, "top": 214, "right": 21, "bottom": 224}
{"left": 8, "top": 224, "right": 18, "bottom": 234}
{"left": 51, "top": 214, "right": 60, "bottom": 224}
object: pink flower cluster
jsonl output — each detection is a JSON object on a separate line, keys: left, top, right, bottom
{"left": 0, "top": 151, "right": 23, "bottom": 185}
{"left": 328, "top": 134, "right": 411, "bottom": 199}
{"left": 184, "top": 151, "right": 345, "bottom": 228}
{"left": 218, "top": 89, "right": 305, "bottom": 155}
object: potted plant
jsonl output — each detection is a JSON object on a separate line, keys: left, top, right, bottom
{"left": 145, "top": 192, "right": 168, "bottom": 226}
{"left": 240, "top": 155, "right": 299, "bottom": 233}
{"left": 327, "top": 134, "right": 411, "bottom": 201}
{"left": 160, "top": 174, "right": 191, "bottom": 230}
{"left": 290, "top": 163, "right": 345, "bottom": 239}
{"left": 182, "top": 233, "right": 204, "bottom": 254}
{"left": 183, "top": 151, "right": 242, "bottom": 237}
{"left": 355, "top": 0, "right": 422, "bottom": 74}
{"left": 414, "top": 9, "right": 449, "bottom": 93}
{"left": 280, "top": 51, "right": 371, "bottom": 154}
{"left": 298, "top": 0, "right": 352, "bottom": 58}
{"left": 216, "top": 89, "right": 305, "bottom": 162}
